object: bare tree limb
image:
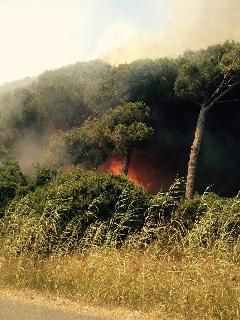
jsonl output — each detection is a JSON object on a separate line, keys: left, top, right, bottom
{"left": 205, "top": 54, "right": 240, "bottom": 106}
{"left": 205, "top": 80, "right": 240, "bottom": 111}
{"left": 193, "top": 101, "right": 202, "bottom": 107}
{"left": 205, "top": 72, "right": 232, "bottom": 106}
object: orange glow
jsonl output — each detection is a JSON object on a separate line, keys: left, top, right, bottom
{"left": 99, "top": 157, "right": 123, "bottom": 175}
{"left": 98, "top": 145, "right": 175, "bottom": 193}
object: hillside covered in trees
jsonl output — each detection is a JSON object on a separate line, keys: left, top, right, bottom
{"left": 0, "top": 41, "right": 239, "bottom": 195}
{"left": 0, "top": 41, "right": 240, "bottom": 320}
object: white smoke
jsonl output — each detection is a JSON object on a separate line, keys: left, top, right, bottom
{"left": 103, "top": 0, "right": 240, "bottom": 64}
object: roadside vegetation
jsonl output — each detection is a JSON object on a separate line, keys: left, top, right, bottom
{"left": 0, "top": 162, "right": 239, "bottom": 319}
{"left": 0, "top": 41, "right": 239, "bottom": 319}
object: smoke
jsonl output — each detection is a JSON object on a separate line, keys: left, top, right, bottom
{"left": 103, "top": 0, "right": 240, "bottom": 64}
{"left": 1, "top": 0, "right": 239, "bottom": 189}
{"left": 98, "top": 146, "right": 175, "bottom": 193}
{"left": 13, "top": 134, "right": 46, "bottom": 174}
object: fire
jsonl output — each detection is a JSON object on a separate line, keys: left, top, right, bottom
{"left": 98, "top": 144, "right": 175, "bottom": 193}
{"left": 100, "top": 157, "right": 123, "bottom": 175}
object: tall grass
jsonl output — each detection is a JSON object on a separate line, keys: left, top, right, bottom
{"left": 0, "top": 247, "right": 239, "bottom": 320}
{"left": 0, "top": 172, "right": 239, "bottom": 319}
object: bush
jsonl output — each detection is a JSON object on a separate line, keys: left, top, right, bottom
{"left": 0, "top": 169, "right": 239, "bottom": 258}
{"left": 183, "top": 193, "right": 240, "bottom": 251}
{"left": 1, "top": 169, "right": 148, "bottom": 256}
{"left": 0, "top": 161, "right": 28, "bottom": 217}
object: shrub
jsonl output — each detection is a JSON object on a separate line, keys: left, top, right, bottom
{"left": 0, "top": 161, "right": 28, "bottom": 217}
{"left": 1, "top": 169, "right": 148, "bottom": 256}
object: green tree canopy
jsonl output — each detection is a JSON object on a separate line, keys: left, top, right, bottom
{"left": 175, "top": 41, "right": 240, "bottom": 102}
{"left": 49, "top": 101, "right": 153, "bottom": 174}
{"left": 100, "top": 102, "right": 153, "bottom": 174}
{"left": 175, "top": 41, "right": 240, "bottom": 199}
{"left": 0, "top": 161, "right": 28, "bottom": 217}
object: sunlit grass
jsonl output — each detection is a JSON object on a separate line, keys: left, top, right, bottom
{"left": 0, "top": 246, "right": 240, "bottom": 320}
{"left": 0, "top": 182, "right": 239, "bottom": 319}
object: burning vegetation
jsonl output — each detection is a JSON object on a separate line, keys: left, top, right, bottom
{"left": 0, "top": 3, "right": 240, "bottom": 319}
{"left": 0, "top": 42, "right": 239, "bottom": 196}
{"left": 98, "top": 145, "right": 175, "bottom": 193}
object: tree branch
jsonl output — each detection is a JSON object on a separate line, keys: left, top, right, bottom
{"left": 205, "top": 80, "right": 240, "bottom": 111}
{"left": 206, "top": 57, "right": 240, "bottom": 106}
{"left": 205, "top": 72, "right": 232, "bottom": 106}
{"left": 193, "top": 101, "right": 202, "bottom": 107}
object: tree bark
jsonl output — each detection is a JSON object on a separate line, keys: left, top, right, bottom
{"left": 185, "top": 106, "right": 208, "bottom": 199}
{"left": 121, "top": 147, "right": 132, "bottom": 176}
{"left": 185, "top": 79, "right": 240, "bottom": 199}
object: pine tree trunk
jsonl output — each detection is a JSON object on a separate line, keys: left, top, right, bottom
{"left": 185, "top": 106, "right": 208, "bottom": 199}
{"left": 122, "top": 147, "right": 132, "bottom": 176}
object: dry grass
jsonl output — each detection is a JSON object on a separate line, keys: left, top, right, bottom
{"left": 0, "top": 246, "right": 239, "bottom": 320}
{"left": 0, "top": 185, "right": 239, "bottom": 319}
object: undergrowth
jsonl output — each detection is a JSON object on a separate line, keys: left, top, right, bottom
{"left": 0, "top": 169, "right": 240, "bottom": 319}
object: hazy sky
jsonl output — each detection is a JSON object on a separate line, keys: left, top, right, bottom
{"left": 0, "top": 0, "right": 170, "bottom": 84}
{"left": 1, "top": 0, "right": 239, "bottom": 85}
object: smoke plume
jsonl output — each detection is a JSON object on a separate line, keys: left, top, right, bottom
{"left": 103, "top": 0, "right": 240, "bottom": 64}
{"left": 13, "top": 134, "right": 46, "bottom": 174}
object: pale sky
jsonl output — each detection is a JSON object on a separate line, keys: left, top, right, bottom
{"left": 0, "top": 0, "right": 170, "bottom": 84}
{"left": 1, "top": 0, "right": 239, "bottom": 85}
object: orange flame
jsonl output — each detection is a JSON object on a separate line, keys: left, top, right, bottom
{"left": 98, "top": 145, "right": 175, "bottom": 193}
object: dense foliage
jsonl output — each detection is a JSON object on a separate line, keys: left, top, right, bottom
{"left": 0, "top": 41, "right": 239, "bottom": 194}
{"left": 47, "top": 101, "right": 153, "bottom": 169}
{"left": 0, "top": 161, "right": 28, "bottom": 217}
{"left": 0, "top": 42, "right": 239, "bottom": 320}
{"left": 0, "top": 161, "right": 58, "bottom": 217}
{"left": 0, "top": 167, "right": 239, "bottom": 258}
{"left": 175, "top": 41, "right": 240, "bottom": 199}
{"left": 0, "top": 169, "right": 149, "bottom": 254}
{"left": 175, "top": 42, "right": 240, "bottom": 100}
